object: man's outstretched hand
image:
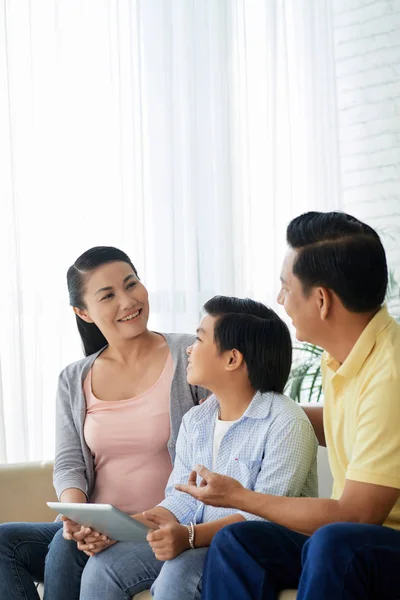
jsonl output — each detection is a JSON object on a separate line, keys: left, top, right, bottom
{"left": 174, "top": 465, "right": 244, "bottom": 508}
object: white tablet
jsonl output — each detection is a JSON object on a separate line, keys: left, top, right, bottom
{"left": 47, "top": 502, "right": 150, "bottom": 542}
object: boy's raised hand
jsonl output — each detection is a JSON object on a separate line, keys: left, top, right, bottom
{"left": 144, "top": 511, "right": 190, "bottom": 561}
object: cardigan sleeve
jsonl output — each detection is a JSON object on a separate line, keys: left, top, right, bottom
{"left": 53, "top": 369, "right": 89, "bottom": 499}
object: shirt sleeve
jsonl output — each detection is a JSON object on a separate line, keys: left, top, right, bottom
{"left": 53, "top": 370, "right": 89, "bottom": 499}
{"left": 238, "top": 418, "right": 318, "bottom": 521}
{"left": 157, "top": 413, "right": 199, "bottom": 523}
{"left": 346, "top": 379, "right": 400, "bottom": 489}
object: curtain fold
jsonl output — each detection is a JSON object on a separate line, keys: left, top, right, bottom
{"left": 0, "top": 0, "right": 341, "bottom": 463}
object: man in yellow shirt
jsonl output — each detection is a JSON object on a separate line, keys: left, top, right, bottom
{"left": 176, "top": 211, "right": 400, "bottom": 600}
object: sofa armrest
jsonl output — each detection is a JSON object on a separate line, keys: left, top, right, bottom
{"left": 0, "top": 461, "right": 57, "bottom": 523}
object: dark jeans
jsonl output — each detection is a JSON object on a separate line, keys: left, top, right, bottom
{"left": 0, "top": 521, "right": 89, "bottom": 600}
{"left": 202, "top": 521, "right": 400, "bottom": 600}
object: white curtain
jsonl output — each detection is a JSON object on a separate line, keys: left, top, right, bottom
{"left": 0, "top": 0, "right": 341, "bottom": 463}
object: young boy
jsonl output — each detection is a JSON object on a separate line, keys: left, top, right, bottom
{"left": 77, "top": 296, "right": 318, "bottom": 600}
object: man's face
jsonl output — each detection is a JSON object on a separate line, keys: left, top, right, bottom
{"left": 277, "top": 248, "right": 322, "bottom": 344}
{"left": 186, "top": 314, "right": 227, "bottom": 391}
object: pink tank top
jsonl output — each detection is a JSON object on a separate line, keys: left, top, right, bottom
{"left": 83, "top": 353, "right": 173, "bottom": 514}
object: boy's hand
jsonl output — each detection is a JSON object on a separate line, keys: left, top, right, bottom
{"left": 145, "top": 511, "right": 190, "bottom": 561}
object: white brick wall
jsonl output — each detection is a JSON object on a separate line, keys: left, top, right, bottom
{"left": 333, "top": 0, "right": 400, "bottom": 282}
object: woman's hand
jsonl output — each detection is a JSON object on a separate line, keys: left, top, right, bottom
{"left": 77, "top": 533, "right": 116, "bottom": 557}
{"left": 61, "top": 515, "right": 91, "bottom": 541}
{"left": 61, "top": 515, "right": 115, "bottom": 556}
{"left": 145, "top": 511, "right": 190, "bottom": 561}
{"left": 174, "top": 465, "right": 244, "bottom": 508}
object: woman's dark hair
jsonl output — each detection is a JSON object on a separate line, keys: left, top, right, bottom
{"left": 204, "top": 296, "right": 292, "bottom": 394}
{"left": 67, "top": 246, "right": 138, "bottom": 356}
{"left": 287, "top": 211, "right": 388, "bottom": 313}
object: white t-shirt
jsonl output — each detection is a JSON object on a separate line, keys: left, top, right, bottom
{"left": 212, "top": 414, "right": 239, "bottom": 469}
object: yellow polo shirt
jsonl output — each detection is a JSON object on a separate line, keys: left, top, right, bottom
{"left": 322, "top": 305, "right": 400, "bottom": 530}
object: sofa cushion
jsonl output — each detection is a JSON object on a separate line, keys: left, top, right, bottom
{"left": 0, "top": 462, "right": 56, "bottom": 523}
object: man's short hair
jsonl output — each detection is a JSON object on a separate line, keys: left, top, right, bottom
{"left": 204, "top": 296, "right": 292, "bottom": 394}
{"left": 287, "top": 211, "right": 388, "bottom": 313}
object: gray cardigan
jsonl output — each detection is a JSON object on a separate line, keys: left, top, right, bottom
{"left": 53, "top": 333, "right": 208, "bottom": 500}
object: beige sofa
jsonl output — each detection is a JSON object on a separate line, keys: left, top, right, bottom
{"left": 0, "top": 447, "right": 332, "bottom": 599}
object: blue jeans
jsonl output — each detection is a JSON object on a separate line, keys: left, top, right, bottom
{"left": 79, "top": 541, "right": 208, "bottom": 600}
{"left": 0, "top": 521, "right": 89, "bottom": 600}
{"left": 202, "top": 521, "right": 400, "bottom": 600}
{"left": 0, "top": 522, "right": 207, "bottom": 600}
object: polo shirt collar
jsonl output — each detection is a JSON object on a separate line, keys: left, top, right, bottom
{"left": 325, "top": 305, "right": 391, "bottom": 378}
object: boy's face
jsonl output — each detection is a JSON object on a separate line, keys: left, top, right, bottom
{"left": 186, "top": 314, "right": 226, "bottom": 391}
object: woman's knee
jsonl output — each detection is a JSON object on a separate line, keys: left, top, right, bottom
{"left": 46, "top": 526, "right": 83, "bottom": 565}
{"left": 48, "top": 526, "right": 69, "bottom": 550}
{"left": 0, "top": 523, "right": 21, "bottom": 555}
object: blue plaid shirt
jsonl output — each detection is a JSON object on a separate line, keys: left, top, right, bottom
{"left": 158, "top": 391, "right": 318, "bottom": 524}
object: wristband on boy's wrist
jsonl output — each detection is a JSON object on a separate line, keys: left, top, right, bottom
{"left": 185, "top": 521, "right": 195, "bottom": 549}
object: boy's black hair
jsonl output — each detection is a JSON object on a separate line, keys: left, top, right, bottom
{"left": 204, "top": 296, "right": 292, "bottom": 394}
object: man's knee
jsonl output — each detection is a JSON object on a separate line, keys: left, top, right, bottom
{"left": 211, "top": 521, "right": 284, "bottom": 557}
{"left": 211, "top": 524, "right": 236, "bottom": 549}
{"left": 303, "top": 523, "right": 354, "bottom": 564}
{"left": 211, "top": 521, "right": 260, "bottom": 549}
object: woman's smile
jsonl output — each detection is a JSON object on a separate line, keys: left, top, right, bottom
{"left": 117, "top": 308, "right": 142, "bottom": 323}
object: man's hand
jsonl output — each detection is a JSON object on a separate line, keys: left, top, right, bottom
{"left": 144, "top": 511, "right": 190, "bottom": 561}
{"left": 174, "top": 465, "right": 244, "bottom": 508}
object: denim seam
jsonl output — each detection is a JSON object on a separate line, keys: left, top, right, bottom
{"left": 339, "top": 542, "right": 376, "bottom": 600}
{"left": 192, "top": 574, "right": 203, "bottom": 600}
{"left": 125, "top": 576, "right": 154, "bottom": 596}
{"left": 12, "top": 540, "right": 49, "bottom": 600}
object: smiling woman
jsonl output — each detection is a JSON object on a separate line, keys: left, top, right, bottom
{"left": 67, "top": 247, "right": 144, "bottom": 357}
{"left": 0, "top": 246, "right": 209, "bottom": 600}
